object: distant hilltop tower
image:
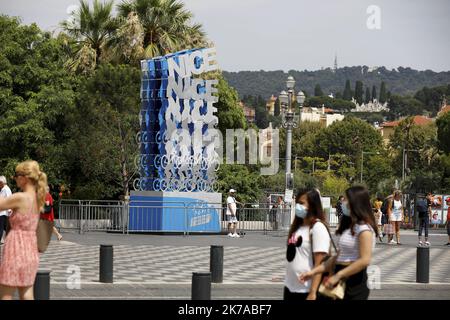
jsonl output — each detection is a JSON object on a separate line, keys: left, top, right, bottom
{"left": 333, "top": 53, "right": 338, "bottom": 73}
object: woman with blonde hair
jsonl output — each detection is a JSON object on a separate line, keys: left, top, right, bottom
{"left": 388, "top": 190, "right": 404, "bottom": 245}
{"left": 0, "top": 160, "right": 47, "bottom": 300}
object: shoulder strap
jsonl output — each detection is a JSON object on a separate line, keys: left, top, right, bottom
{"left": 310, "top": 219, "right": 338, "bottom": 255}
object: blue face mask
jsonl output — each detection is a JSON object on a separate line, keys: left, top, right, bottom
{"left": 295, "top": 203, "right": 308, "bottom": 218}
{"left": 342, "top": 202, "right": 351, "bottom": 217}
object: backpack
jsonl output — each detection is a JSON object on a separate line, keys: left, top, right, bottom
{"left": 380, "top": 198, "right": 390, "bottom": 216}
{"left": 416, "top": 199, "right": 428, "bottom": 217}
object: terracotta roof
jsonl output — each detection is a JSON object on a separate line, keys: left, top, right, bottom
{"left": 381, "top": 120, "right": 400, "bottom": 127}
{"left": 324, "top": 108, "right": 334, "bottom": 113}
{"left": 382, "top": 116, "right": 432, "bottom": 127}
{"left": 438, "top": 105, "right": 450, "bottom": 116}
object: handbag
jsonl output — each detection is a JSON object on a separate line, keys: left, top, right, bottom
{"left": 43, "top": 203, "right": 52, "bottom": 214}
{"left": 311, "top": 219, "right": 346, "bottom": 300}
{"left": 383, "top": 223, "right": 394, "bottom": 235}
{"left": 36, "top": 218, "right": 54, "bottom": 253}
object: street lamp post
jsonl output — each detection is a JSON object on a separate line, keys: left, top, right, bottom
{"left": 402, "top": 148, "right": 420, "bottom": 182}
{"left": 360, "top": 151, "right": 381, "bottom": 183}
{"left": 279, "top": 76, "right": 305, "bottom": 194}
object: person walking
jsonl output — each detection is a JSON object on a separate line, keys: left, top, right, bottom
{"left": 335, "top": 196, "right": 344, "bottom": 224}
{"left": 270, "top": 196, "right": 283, "bottom": 231}
{"left": 388, "top": 190, "right": 404, "bottom": 245}
{"left": 41, "top": 186, "right": 63, "bottom": 241}
{"left": 0, "top": 160, "right": 47, "bottom": 300}
{"left": 374, "top": 197, "right": 383, "bottom": 242}
{"left": 0, "top": 176, "right": 12, "bottom": 244}
{"left": 226, "top": 189, "right": 240, "bottom": 238}
{"left": 299, "top": 186, "right": 378, "bottom": 300}
{"left": 416, "top": 196, "right": 430, "bottom": 246}
{"left": 284, "top": 188, "right": 331, "bottom": 300}
{"left": 445, "top": 197, "right": 450, "bottom": 246}
{"left": 381, "top": 194, "right": 394, "bottom": 242}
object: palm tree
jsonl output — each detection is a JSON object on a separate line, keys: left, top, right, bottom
{"left": 117, "top": 0, "right": 207, "bottom": 58}
{"left": 61, "top": 0, "right": 118, "bottom": 71}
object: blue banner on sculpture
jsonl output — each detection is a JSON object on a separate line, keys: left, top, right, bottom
{"left": 129, "top": 47, "right": 222, "bottom": 233}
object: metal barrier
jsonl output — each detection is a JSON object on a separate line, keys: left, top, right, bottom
{"left": 58, "top": 200, "right": 125, "bottom": 234}
{"left": 58, "top": 200, "right": 339, "bottom": 235}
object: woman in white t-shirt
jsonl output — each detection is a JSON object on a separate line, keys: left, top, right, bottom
{"left": 299, "top": 186, "right": 378, "bottom": 300}
{"left": 284, "top": 188, "right": 331, "bottom": 300}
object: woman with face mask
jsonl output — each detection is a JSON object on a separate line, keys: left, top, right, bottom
{"left": 284, "top": 188, "right": 331, "bottom": 300}
{"left": 299, "top": 186, "right": 378, "bottom": 300}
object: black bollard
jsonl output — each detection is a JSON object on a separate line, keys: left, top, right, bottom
{"left": 192, "top": 272, "right": 211, "bottom": 300}
{"left": 210, "top": 245, "right": 224, "bottom": 283}
{"left": 34, "top": 270, "right": 51, "bottom": 300}
{"left": 100, "top": 244, "right": 113, "bottom": 283}
{"left": 416, "top": 246, "right": 429, "bottom": 283}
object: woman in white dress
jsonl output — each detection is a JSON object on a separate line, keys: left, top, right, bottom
{"left": 388, "top": 190, "right": 403, "bottom": 245}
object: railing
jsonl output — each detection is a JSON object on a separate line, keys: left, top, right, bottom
{"left": 58, "top": 199, "right": 339, "bottom": 234}
{"left": 58, "top": 200, "right": 126, "bottom": 234}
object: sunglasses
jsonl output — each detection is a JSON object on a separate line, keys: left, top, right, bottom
{"left": 13, "top": 173, "right": 25, "bottom": 178}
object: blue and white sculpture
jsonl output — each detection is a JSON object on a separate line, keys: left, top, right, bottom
{"left": 136, "top": 47, "right": 220, "bottom": 193}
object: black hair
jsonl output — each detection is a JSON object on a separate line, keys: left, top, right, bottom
{"left": 336, "top": 186, "right": 379, "bottom": 237}
{"left": 288, "top": 188, "right": 326, "bottom": 238}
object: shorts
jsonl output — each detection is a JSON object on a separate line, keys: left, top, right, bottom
{"left": 390, "top": 214, "right": 402, "bottom": 222}
{"left": 226, "top": 215, "right": 238, "bottom": 223}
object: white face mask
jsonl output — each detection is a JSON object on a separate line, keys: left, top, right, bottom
{"left": 295, "top": 203, "right": 308, "bottom": 218}
{"left": 342, "top": 202, "right": 351, "bottom": 217}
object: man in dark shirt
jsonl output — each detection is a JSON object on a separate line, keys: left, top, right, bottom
{"left": 335, "top": 196, "right": 344, "bottom": 222}
{"left": 417, "top": 196, "right": 430, "bottom": 246}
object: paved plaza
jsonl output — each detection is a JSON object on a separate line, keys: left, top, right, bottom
{"left": 26, "top": 229, "right": 450, "bottom": 299}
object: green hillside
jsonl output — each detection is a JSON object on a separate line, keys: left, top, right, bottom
{"left": 223, "top": 66, "right": 450, "bottom": 100}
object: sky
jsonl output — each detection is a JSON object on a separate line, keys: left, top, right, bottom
{"left": 1, "top": 0, "right": 449, "bottom": 72}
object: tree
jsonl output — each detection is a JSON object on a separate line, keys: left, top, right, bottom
{"left": 363, "top": 153, "right": 393, "bottom": 193}
{"left": 343, "top": 79, "right": 352, "bottom": 101}
{"left": 354, "top": 81, "right": 364, "bottom": 105}
{"left": 217, "top": 164, "right": 261, "bottom": 203}
{"left": 440, "top": 154, "right": 450, "bottom": 193}
{"left": 305, "top": 96, "right": 355, "bottom": 111}
{"left": 215, "top": 76, "right": 247, "bottom": 133}
{"left": 379, "top": 81, "right": 387, "bottom": 103}
{"left": 388, "top": 95, "right": 424, "bottom": 118}
{"left": 317, "top": 172, "right": 350, "bottom": 204}
{"left": 274, "top": 97, "right": 280, "bottom": 117}
{"left": 60, "top": 0, "right": 118, "bottom": 72}
{"left": 314, "top": 84, "right": 324, "bottom": 96}
{"left": 66, "top": 63, "right": 141, "bottom": 199}
{"left": 389, "top": 118, "right": 439, "bottom": 178}
{"left": 365, "top": 87, "right": 371, "bottom": 104}
{"left": 371, "top": 85, "right": 377, "bottom": 102}
{"left": 254, "top": 96, "right": 269, "bottom": 129}
{"left": 315, "top": 117, "right": 384, "bottom": 179}
{"left": 414, "top": 85, "right": 450, "bottom": 115}
{"left": 436, "top": 111, "right": 450, "bottom": 153}
{"left": 118, "top": 0, "right": 207, "bottom": 58}
{"left": 0, "top": 15, "right": 77, "bottom": 189}
{"left": 279, "top": 122, "right": 325, "bottom": 167}
{"left": 106, "top": 11, "right": 144, "bottom": 64}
